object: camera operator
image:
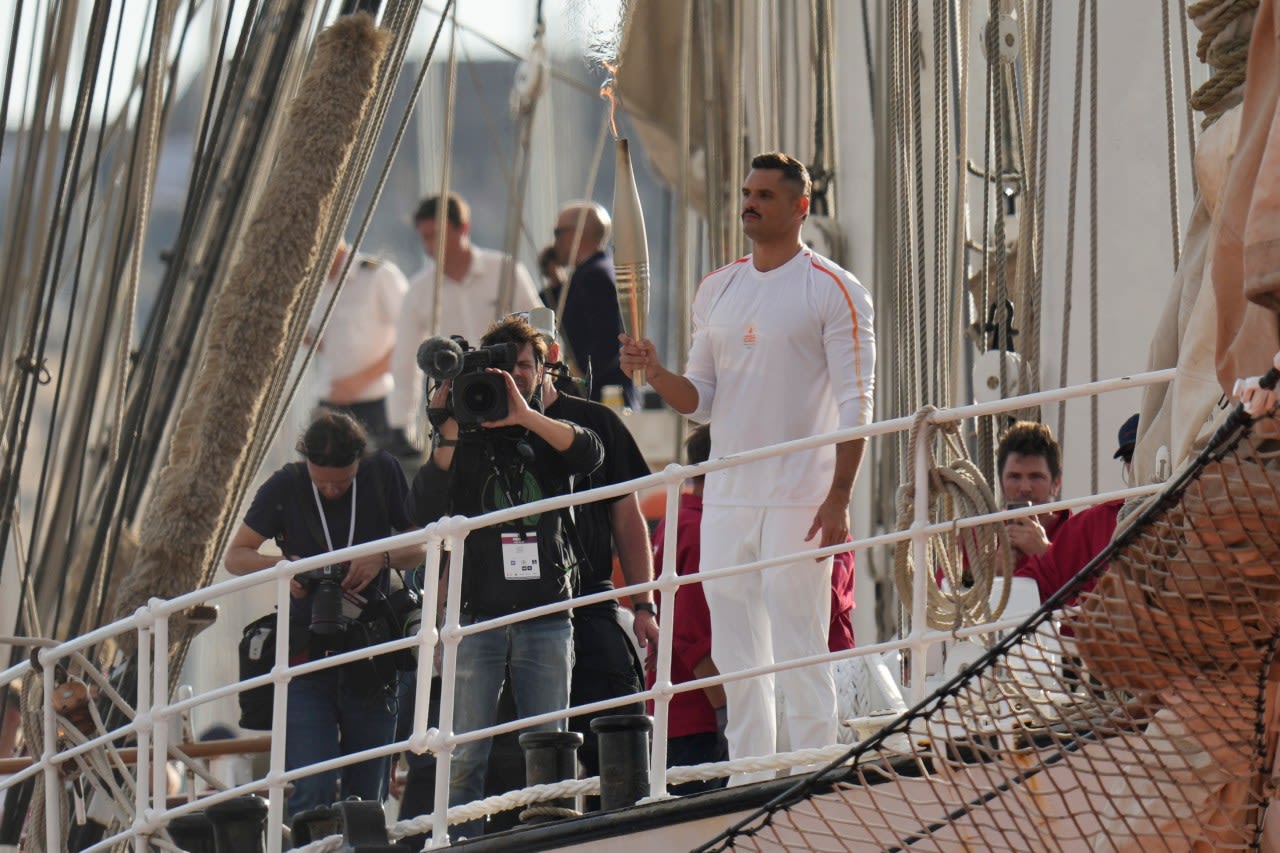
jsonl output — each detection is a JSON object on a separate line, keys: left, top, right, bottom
{"left": 225, "top": 410, "right": 425, "bottom": 817}
{"left": 406, "top": 315, "right": 603, "bottom": 839}
{"left": 538, "top": 335, "right": 656, "bottom": 807}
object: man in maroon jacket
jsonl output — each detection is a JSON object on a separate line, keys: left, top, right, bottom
{"left": 998, "top": 421, "right": 1071, "bottom": 571}
{"left": 1013, "top": 414, "right": 1138, "bottom": 604}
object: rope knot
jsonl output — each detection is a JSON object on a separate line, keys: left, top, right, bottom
{"left": 16, "top": 354, "right": 51, "bottom": 385}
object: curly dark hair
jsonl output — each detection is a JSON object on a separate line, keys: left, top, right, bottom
{"left": 480, "top": 315, "right": 549, "bottom": 366}
{"left": 996, "top": 421, "right": 1061, "bottom": 481}
{"left": 296, "top": 410, "right": 368, "bottom": 467}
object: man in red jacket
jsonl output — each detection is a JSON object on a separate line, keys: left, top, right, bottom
{"left": 1013, "top": 414, "right": 1138, "bottom": 604}
{"left": 998, "top": 421, "right": 1071, "bottom": 570}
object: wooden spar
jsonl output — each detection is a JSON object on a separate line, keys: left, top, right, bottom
{"left": 0, "top": 735, "right": 271, "bottom": 775}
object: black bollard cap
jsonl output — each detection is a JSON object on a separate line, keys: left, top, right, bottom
{"left": 589, "top": 714, "right": 653, "bottom": 734}
{"left": 290, "top": 805, "right": 338, "bottom": 845}
{"left": 519, "top": 730, "right": 585, "bottom": 749}
{"left": 204, "top": 794, "right": 268, "bottom": 821}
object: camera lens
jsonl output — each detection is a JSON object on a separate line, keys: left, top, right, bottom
{"left": 461, "top": 380, "right": 498, "bottom": 414}
{"left": 310, "top": 580, "right": 345, "bottom": 636}
{"left": 402, "top": 607, "right": 423, "bottom": 661}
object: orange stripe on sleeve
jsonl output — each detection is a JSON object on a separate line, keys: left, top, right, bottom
{"left": 811, "top": 259, "right": 865, "bottom": 391}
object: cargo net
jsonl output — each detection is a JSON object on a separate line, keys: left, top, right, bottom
{"left": 700, "top": 410, "right": 1280, "bottom": 853}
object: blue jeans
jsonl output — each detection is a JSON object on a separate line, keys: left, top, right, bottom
{"left": 447, "top": 613, "right": 572, "bottom": 839}
{"left": 285, "top": 667, "right": 397, "bottom": 817}
{"left": 394, "top": 672, "right": 441, "bottom": 823}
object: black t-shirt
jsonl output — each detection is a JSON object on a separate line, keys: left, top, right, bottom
{"left": 243, "top": 450, "right": 412, "bottom": 622}
{"left": 545, "top": 392, "right": 650, "bottom": 599}
{"left": 406, "top": 422, "right": 604, "bottom": 617}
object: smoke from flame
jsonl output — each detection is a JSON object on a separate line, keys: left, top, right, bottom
{"left": 571, "top": 0, "right": 628, "bottom": 140}
{"left": 600, "top": 59, "right": 620, "bottom": 139}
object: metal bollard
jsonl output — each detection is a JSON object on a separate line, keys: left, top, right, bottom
{"left": 204, "top": 795, "right": 267, "bottom": 853}
{"left": 290, "top": 804, "right": 339, "bottom": 845}
{"left": 166, "top": 812, "right": 215, "bottom": 852}
{"left": 333, "top": 799, "right": 396, "bottom": 848}
{"left": 517, "top": 730, "right": 583, "bottom": 823}
{"left": 590, "top": 714, "right": 652, "bottom": 811}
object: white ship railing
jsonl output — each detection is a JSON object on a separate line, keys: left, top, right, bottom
{"left": 0, "top": 367, "right": 1175, "bottom": 851}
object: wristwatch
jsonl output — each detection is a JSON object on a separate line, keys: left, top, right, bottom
{"left": 633, "top": 601, "right": 656, "bottom": 615}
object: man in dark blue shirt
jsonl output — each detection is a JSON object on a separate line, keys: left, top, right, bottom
{"left": 226, "top": 411, "right": 424, "bottom": 816}
{"left": 553, "top": 201, "right": 637, "bottom": 406}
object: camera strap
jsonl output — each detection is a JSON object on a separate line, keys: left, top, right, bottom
{"left": 311, "top": 476, "right": 357, "bottom": 554}
{"left": 482, "top": 439, "right": 536, "bottom": 537}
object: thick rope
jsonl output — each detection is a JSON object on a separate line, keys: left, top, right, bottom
{"left": 111, "top": 1, "right": 177, "bottom": 475}
{"left": 1057, "top": 0, "right": 1088, "bottom": 444}
{"left": 297, "top": 738, "right": 871, "bottom": 851}
{"left": 1029, "top": 1, "right": 1052, "bottom": 391}
{"left": 1088, "top": 0, "right": 1100, "bottom": 494}
{"left": 389, "top": 741, "right": 863, "bottom": 839}
{"left": 19, "top": 670, "right": 51, "bottom": 851}
{"left": 1188, "top": 0, "right": 1258, "bottom": 126}
{"left": 292, "top": 834, "right": 343, "bottom": 853}
{"left": 269, "top": 0, "right": 452, "bottom": 462}
{"left": 987, "top": 2, "right": 1011, "bottom": 405}
{"left": 428, "top": 5, "right": 460, "bottom": 339}
{"left": 893, "top": 408, "right": 1011, "bottom": 632}
{"left": 518, "top": 804, "right": 581, "bottom": 822}
{"left": 1178, "top": 0, "right": 1199, "bottom": 186}
{"left": 931, "top": 0, "right": 951, "bottom": 410}
{"left": 909, "top": 0, "right": 930, "bottom": 409}
{"left": 889, "top": 2, "right": 912, "bottom": 429}
{"left": 1160, "top": 0, "right": 1184, "bottom": 270}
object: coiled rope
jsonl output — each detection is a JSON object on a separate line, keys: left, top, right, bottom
{"left": 1188, "top": 0, "right": 1259, "bottom": 127}
{"left": 893, "top": 408, "right": 1011, "bottom": 632}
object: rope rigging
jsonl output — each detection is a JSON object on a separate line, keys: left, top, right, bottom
{"left": 893, "top": 407, "right": 1011, "bottom": 632}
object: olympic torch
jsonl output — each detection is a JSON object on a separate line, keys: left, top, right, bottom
{"left": 612, "top": 138, "right": 650, "bottom": 387}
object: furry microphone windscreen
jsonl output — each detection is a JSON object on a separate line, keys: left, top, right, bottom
{"left": 114, "top": 14, "right": 391, "bottom": 632}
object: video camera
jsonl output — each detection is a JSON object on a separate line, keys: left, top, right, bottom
{"left": 417, "top": 336, "right": 519, "bottom": 428}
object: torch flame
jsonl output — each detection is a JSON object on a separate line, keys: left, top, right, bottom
{"left": 599, "top": 59, "right": 620, "bottom": 139}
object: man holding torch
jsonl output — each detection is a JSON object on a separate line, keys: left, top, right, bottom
{"left": 620, "top": 151, "right": 875, "bottom": 782}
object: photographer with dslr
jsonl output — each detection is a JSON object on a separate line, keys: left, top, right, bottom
{"left": 225, "top": 411, "right": 425, "bottom": 816}
{"left": 406, "top": 315, "right": 603, "bottom": 839}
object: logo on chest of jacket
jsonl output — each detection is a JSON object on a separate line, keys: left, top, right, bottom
{"left": 742, "top": 323, "right": 758, "bottom": 348}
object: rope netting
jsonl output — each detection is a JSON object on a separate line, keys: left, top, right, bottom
{"left": 701, "top": 407, "right": 1280, "bottom": 852}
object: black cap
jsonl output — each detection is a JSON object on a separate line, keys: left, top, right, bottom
{"left": 1113, "top": 413, "right": 1139, "bottom": 461}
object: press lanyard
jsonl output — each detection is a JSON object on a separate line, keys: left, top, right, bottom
{"left": 311, "top": 476, "right": 357, "bottom": 553}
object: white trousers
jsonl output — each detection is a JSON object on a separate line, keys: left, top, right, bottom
{"left": 701, "top": 504, "right": 837, "bottom": 784}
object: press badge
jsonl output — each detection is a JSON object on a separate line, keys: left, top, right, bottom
{"left": 501, "top": 532, "right": 540, "bottom": 580}
{"left": 341, "top": 589, "right": 367, "bottom": 621}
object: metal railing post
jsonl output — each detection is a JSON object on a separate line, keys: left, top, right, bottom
{"left": 151, "top": 604, "right": 170, "bottom": 823}
{"left": 431, "top": 524, "right": 468, "bottom": 848}
{"left": 134, "top": 612, "right": 153, "bottom": 851}
{"left": 648, "top": 465, "right": 685, "bottom": 799}
{"left": 909, "top": 413, "right": 933, "bottom": 704}
{"left": 266, "top": 563, "right": 293, "bottom": 853}
{"left": 41, "top": 646, "right": 61, "bottom": 852}
{"left": 412, "top": 533, "right": 443, "bottom": 754}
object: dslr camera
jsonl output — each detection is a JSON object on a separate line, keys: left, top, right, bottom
{"left": 298, "top": 563, "right": 349, "bottom": 636}
{"left": 417, "top": 336, "right": 519, "bottom": 428}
